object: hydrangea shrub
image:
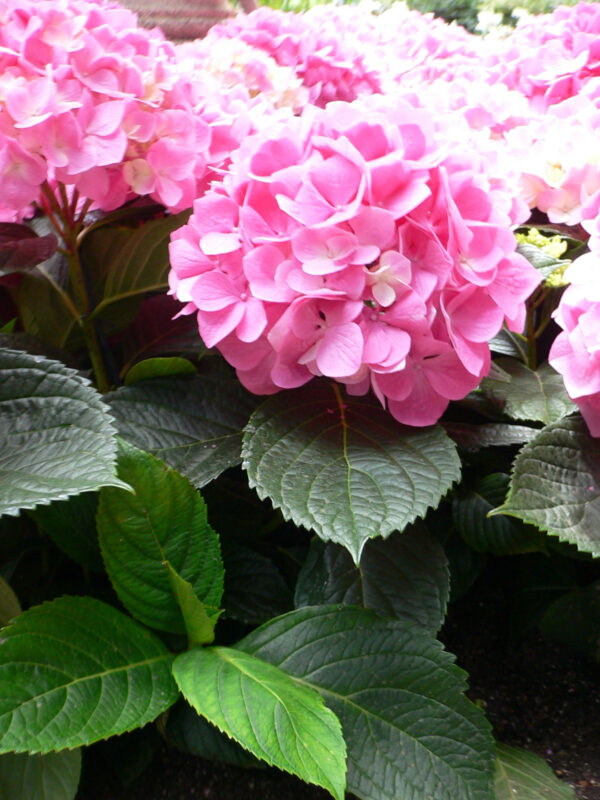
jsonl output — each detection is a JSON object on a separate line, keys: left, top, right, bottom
{"left": 1, "top": 2, "right": 600, "bottom": 800}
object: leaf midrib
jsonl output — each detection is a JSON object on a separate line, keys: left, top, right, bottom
{"left": 0, "top": 652, "right": 172, "bottom": 718}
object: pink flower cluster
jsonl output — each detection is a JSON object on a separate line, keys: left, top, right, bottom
{"left": 169, "top": 100, "right": 540, "bottom": 426}
{"left": 485, "top": 2, "right": 600, "bottom": 111}
{"left": 549, "top": 192, "right": 600, "bottom": 435}
{"left": 0, "top": 0, "right": 243, "bottom": 217}
{"left": 206, "top": 5, "right": 382, "bottom": 108}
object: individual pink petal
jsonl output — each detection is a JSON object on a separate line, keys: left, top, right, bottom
{"left": 201, "top": 231, "right": 241, "bottom": 255}
{"left": 314, "top": 321, "right": 363, "bottom": 377}
{"left": 191, "top": 271, "right": 239, "bottom": 311}
{"left": 197, "top": 303, "right": 245, "bottom": 348}
{"left": 236, "top": 296, "right": 268, "bottom": 343}
{"left": 387, "top": 375, "right": 450, "bottom": 426}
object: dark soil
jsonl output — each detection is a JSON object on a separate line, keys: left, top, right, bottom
{"left": 76, "top": 563, "right": 600, "bottom": 800}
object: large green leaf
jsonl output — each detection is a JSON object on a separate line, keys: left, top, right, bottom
{"left": 0, "top": 750, "right": 81, "bottom": 800}
{"left": 294, "top": 523, "right": 449, "bottom": 633}
{"left": 221, "top": 543, "right": 293, "bottom": 626}
{"left": 105, "top": 362, "right": 258, "bottom": 488}
{"left": 489, "top": 329, "right": 528, "bottom": 360}
{"left": 242, "top": 383, "right": 461, "bottom": 562}
{"left": 97, "top": 443, "right": 223, "bottom": 634}
{"left": 443, "top": 422, "right": 537, "bottom": 452}
{"left": 173, "top": 646, "right": 346, "bottom": 800}
{"left": 493, "top": 416, "right": 600, "bottom": 556}
{"left": 87, "top": 211, "right": 190, "bottom": 321}
{"left": 494, "top": 744, "right": 575, "bottom": 800}
{"left": 30, "top": 492, "right": 103, "bottom": 572}
{"left": 164, "top": 562, "right": 218, "bottom": 647}
{"left": 0, "top": 595, "right": 178, "bottom": 753}
{"left": 239, "top": 605, "right": 495, "bottom": 800}
{"left": 452, "top": 474, "right": 545, "bottom": 555}
{"left": 480, "top": 358, "right": 575, "bottom": 425}
{"left": 0, "top": 349, "right": 127, "bottom": 518}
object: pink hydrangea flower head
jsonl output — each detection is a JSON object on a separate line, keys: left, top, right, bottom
{"left": 169, "top": 96, "right": 540, "bottom": 428}
{"left": 0, "top": 0, "right": 260, "bottom": 218}
{"left": 206, "top": 5, "right": 382, "bottom": 107}
{"left": 549, "top": 182, "right": 600, "bottom": 438}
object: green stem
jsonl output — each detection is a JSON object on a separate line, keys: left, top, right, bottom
{"left": 525, "top": 291, "right": 539, "bottom": 370}
{"left": 65, "top": 246, "right": 111, "bottom": 393}
{"left": 40, "top": 180, "right": 111, "bottom": 392}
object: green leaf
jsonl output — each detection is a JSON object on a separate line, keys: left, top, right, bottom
{"left": 539, "top": 580, "right": 600, "bottom": 662}
{"left": 242, "top": 382, "right": 461, "bottom": 562}
{"left": 444, "top": 532, "right": 489, "bottom": 602}
{"left": 480, "top": 358, "right": 575, "bottom": 425}
{"left": 173, "top": 646, "right": 346, "bottom": 800}
{"left": 0, "top": 333, "right": 76, "bottom": 366}
{"left": 0, "top": 750, "right": 82, "bottom": 800}
{"left": 517, "top": 242, "right": 570, "bottom": 281}
{"left": 30, "top": 492, "right": 103, "bottom": 572}
{"left": 453, "top": 474, "right": 545, "bottom": 555}
{"left": 0, "top": 595, "right": 178, "bottom": 753}
{"left": 494, "top": 744, "right": 575, "bottom": 800}
{"left": 165, "top": 700, "right": 261, "bottom": 767}
{"left": 494, "top": 416, "right": 600, "bottom": 557}
{"left": 0, "top": 575, "right": 20, "bottom": 627}
{"left": 443, "top": 422, "right": 537, "bottom": 451}
{"left": 97, "top": 442, "right": 223, "bottom": 634}
{"left": 489, "top": 329, "right": 528, "bottom": 361}
{"left": 294, "top": 523, "right": 449, "bottom": 633}
{"left": 124, "top": 357, "right": 196, "bottom": 385}
{"left": 221, "top": 544, "right": 293, "bottom": 626}
{"left": 77, "top": 224, "right": 141, "bottom": 337}
{"left": 105, "top": 362, "right": 258, "bottom": 488}
{"left": 0, "top": 348, "right": 128, "bottom": 518}
{"left": 164, "top": 562, "right": 217, "bottom": 647}
{"left": 16, "top": 272, "right": 79, "bottom": 349}
{"left": 239, "top": 605, "right": 495, "bottom": 800}
{"left": 88, "top": 211, "right": 190, "bottom": 321}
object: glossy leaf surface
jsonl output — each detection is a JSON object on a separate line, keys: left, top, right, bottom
{"left": 243, "top": 383, "right": 460, "bottom": 562}
{"left": 495, "top": 417, "right": 600, "bottom": 556}
{"left": 239, "top": 605, "right": 494, "bottom": 800}
{"left": 173, "top": 646, "right": 346, "bottom": 800}
{"left": 0, "top": 596, "right": 178, "bottom": 753}
{"left": 294, "top": 523, "right": 449, "bottom": 632}
{"left": 97, "top": 443, "right": 223, "bottom": 634}
{"left": 0, "top": 349, "right": 126, "bottom": 517}
{"left": 106, "top": 364, "right": 257, "bottom": 488}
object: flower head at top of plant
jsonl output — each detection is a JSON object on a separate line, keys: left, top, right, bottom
{"left": 169, "top": 96, "right": 541, "bottom": 427}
